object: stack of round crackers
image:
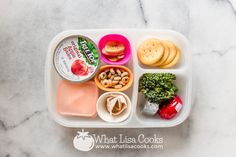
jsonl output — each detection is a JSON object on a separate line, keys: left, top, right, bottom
{"left": 137, "top": 38, "right": 180, "bottom": 68}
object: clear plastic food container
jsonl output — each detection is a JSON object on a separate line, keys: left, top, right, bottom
{"left": 45, "top": 29, "right": 192, "bottom": 128}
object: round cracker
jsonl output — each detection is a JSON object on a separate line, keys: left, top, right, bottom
{"left": 138, "top": 38, "right": 164, "bottom": 65}
{"left": 153, "top": 41, "right": 170, "bottom": 66}
{"left": 160, "top": 40, "right": 177, "bottom": 65}
{"left": 159, "top": 48, "right": 180, "bottom": 68}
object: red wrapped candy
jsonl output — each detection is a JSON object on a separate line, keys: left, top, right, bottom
{"left": 159, "top": 95, "right": 183, "bottom": 120}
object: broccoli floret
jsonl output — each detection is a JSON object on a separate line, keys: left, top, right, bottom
{"left": 139, "top": 73, "right": 178, "bottom": 103}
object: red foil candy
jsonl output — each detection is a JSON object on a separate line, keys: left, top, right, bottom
{"left": 159, "top": 95, "right": 183, "bottom": 120}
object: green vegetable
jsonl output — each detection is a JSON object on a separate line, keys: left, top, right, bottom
{"left": 138, "top": 73, "right": 178, "bottom": 103}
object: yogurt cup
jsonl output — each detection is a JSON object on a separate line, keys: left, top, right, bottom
{"left": 53, "top": 35, "right": 100, "bottom": 82}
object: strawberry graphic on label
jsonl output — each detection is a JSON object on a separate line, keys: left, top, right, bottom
{"left": 71, "top": 60, "right": 88, "bottom": 76}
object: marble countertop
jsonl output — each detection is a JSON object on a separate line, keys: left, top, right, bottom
{"left": 1, "top": 0, "right": 236, "bottom": 156}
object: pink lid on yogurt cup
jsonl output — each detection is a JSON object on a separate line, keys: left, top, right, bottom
{"left": 98, "top": 34, "right": 131, "bottom": 65}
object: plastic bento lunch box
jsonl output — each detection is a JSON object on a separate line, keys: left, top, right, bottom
{"left": 45, "top": 29, "right": 192, "bottom": 128}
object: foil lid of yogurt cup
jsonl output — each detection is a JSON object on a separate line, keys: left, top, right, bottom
{"left": 53, "top": 35, "right": 100, "bottom": 82}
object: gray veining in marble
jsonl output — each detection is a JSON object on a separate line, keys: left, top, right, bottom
{"left": 1, "top": 0, "right": 236, "bottom": 156}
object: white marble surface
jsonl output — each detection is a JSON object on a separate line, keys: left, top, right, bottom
{"left": 1, "top": 0, "right": 236, "bottom": 156}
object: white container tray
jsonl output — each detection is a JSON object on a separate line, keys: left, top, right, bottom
{"left": 45, "top": 29, "right": 192, "bottom": 128}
